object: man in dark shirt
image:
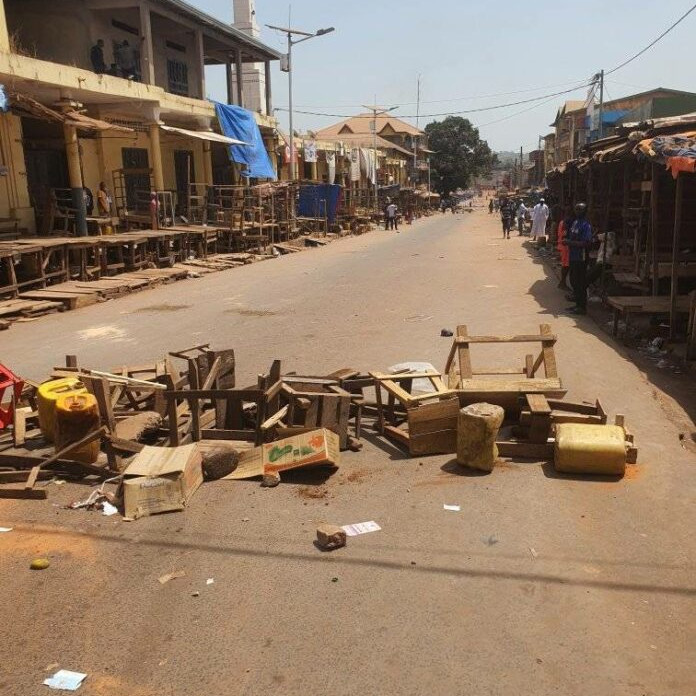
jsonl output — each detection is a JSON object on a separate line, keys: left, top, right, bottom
{"left": 564, "top": 202, "right": 593, "bottom": 315}
{"left": 90, "top": 40, "right": 106, "bottom": 74}
{"left": 500, "top": 198, "right": 513, "bottom": 239}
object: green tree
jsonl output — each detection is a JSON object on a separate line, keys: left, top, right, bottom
{"left": 424, "top": 117, "right": 495, "bottom": 194}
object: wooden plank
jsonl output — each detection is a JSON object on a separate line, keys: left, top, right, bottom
{"left": 525, "top": 393, "right": 551, "bottom": 414}
{"left": 0, "top": 487, "right": 47, "bottom": 499}
{"left": 383, "top": 424, "right": 410, "bottom": 449}
{"left": 458, "top": 378, "right": 563, "bottom": 392}
{"left": 457, "top": 333, "right": 557, "bottom": 344}
{"left": 200, "top": 429, "right": 255, "bottom": 441}
{"left": 410, "top": 429, "right": 458, "bottom": 456}
{"left": 456, "top": 324, "right": 473, "bottom": 380}
{"left": 525, "top": 354, "right": 534, "bottom": 378}
{"left": 540, "top": 324, "right": 558, "bottom": 378}
{"left": 163, "top": 388, "right": 263, "bottom": 401}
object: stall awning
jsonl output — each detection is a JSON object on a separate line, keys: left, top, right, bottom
{"left": 160, "top": 124, "right": 246, "bottom": 146}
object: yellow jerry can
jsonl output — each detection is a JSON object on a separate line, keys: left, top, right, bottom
{"left": 54, "top": 393, "right": 101, "bottom": 464}
{"left": 37, "top": 378, "right": 87, "bottom": 443}
{"left": 554, "top": 424, "right": 627, "bottom": 476}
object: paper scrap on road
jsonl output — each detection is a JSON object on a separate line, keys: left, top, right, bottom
{"left": 101, "top": 502, "right": 118, "bottom": 517}
{"left": 529, "top": 547, "right": 538, "bottom": 559}
{"left": 43, "top": 669, "right": 87, "bottom": 691}
{"left": 342, "top": 521, "right": 381, "bottom": 537}
{"left": 443, "top": 504, "right": 461, "bottom": 512}
{"left": 158, "top": 570, "right": 185, "bottom": 585}
{"left": 206, "top": 578, "right": 214, "bottom": 585}
{"left": 0, "top": 527, "right": 12, "bottom": 532}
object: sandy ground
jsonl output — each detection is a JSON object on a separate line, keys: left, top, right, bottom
{"left": 0, "top": 207, "right": 694, "bottom": 696}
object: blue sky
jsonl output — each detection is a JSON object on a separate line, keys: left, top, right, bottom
{"left": 197, "top": 0, "right": 696, "bottom": 152}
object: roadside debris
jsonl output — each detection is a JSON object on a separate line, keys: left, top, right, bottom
{"left": 316, "top": 524, "right": 347, "bottom": 550}
{"left": 261, "top": 471, "right": 281, "bottom": 487}
{"left": 0, "top": 526, "right": 12, "bottom": 532}
{"left": 342, "top": 521, "right": 381, "bottom": 536}
{"left": 158, "top": 570, "right": 186, "bottom": 585}
{"left": 43, "top": 670, "right": 87, "bottom": 691}
{"left": 443, "top": 504, "right": 460, "bottom": 512}
{"left": 30, "top": 558, "right": 50, "bottom": 570}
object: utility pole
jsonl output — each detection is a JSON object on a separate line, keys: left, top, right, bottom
{"left": 597, "top": 69, "right": 605, "bottom": 140}
{"left": 520, "top": 146, "right": 523, "bottom": 189}
{"left": 363, "top": 102, "right": 397, "bottom": 212}
{"left": 414, "top": 74, "right": 421, "bottom": 174}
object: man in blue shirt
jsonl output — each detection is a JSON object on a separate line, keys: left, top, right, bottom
{"left": 563, "top": 202, "right": 593, "bottom": 315}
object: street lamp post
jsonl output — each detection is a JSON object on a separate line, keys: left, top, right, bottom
{"left": 267, "top": 24, "right": 335, "bottom": 180}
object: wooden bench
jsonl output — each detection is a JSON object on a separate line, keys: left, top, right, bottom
{"left": 444, "top": 324, "right": 566, "bottom": 412}
{"left": 606, "top": 295, "right": 691, "bottom": 338}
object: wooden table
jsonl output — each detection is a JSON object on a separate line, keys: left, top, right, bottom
{"left": 607, "top": 295, "right": 691, "bottom": 338}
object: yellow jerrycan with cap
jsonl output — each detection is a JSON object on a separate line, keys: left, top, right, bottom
{"left": 37, "top": 377, "right": 87, "bottom": 443}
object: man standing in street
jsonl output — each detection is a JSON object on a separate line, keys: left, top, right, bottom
{"left": 531, "top": 198, "right": 549, "bottom": 240}
{"left": 564, "top": 202, "right": 593, "bottom": 315}
{"left": 500, "top": 198, "right": 513, "bottom": 239}
{"left": 516, "top": 200, "right": 527, "bottom": 235}
{"left": 386, "top": 200, "right": 399, "bottom": 231}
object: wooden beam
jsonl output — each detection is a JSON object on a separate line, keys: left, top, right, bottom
{"left": 650, "top": 163, "right": 660, "bottom": 296}
{"left": 235, "top": 46, "right": 244, "bottom": 108}
{"left": 139, "top": 2, "right": 155, "bottom": 85}
{"left": 670, "top": 174, "right": 685, "bottom": 340}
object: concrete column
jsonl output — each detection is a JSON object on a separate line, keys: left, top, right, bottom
{"left": 226, "top": 57, "right": 234, "bottom": 105}
{"left": 264, "top": 60, "right": 272, "bottom": 116}
{"left": 202, "top": 140, "right": 213, "bottom": 185}
{"left": 139, "top": 3, "right": 155, "bottom": 85}
{"left": 63, "top": 124, "right": 87, "bottom": 236}
{"left": 0, "top": 0, "right": 10, "bottom": 53}
{"left": 310, "top": 161, "right": 318, "bottom": 182}
{"left": 235, "top": 47, "right": 244, "bottom": 108}
{"left": 148, "top": 123, "right": 165, "bottom": 191}
{"left": 195, "top": 30, "right": 206, "bottom": 99}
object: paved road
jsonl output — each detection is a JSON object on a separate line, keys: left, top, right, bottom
{"left": 1, "top": 209, "right": 694, "bottom": 696}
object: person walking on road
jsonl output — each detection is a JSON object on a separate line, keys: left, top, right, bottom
{"left": 385, "top": 201, "right": 399, "bottom": 231}
{"left": 531, "top": 198, "right": 549, "bottom": 240}
{"left": 516, "top": 201, "right": 527, "bottom": 235}
{"left": 500, "top": 198, "right": 513, "bottom": 239}
{"left": 488, "top": 199, "right": 494, "bottom": 215}
{"left": 564, "top": 202, "right": 593, "bottom": 315}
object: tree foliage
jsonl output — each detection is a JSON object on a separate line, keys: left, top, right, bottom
{"left": 424, "top": 117, "right": 496, "bottom": 194}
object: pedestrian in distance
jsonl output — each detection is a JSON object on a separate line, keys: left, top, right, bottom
{"left": 563, "top": 202, "right": 593, "bottom": 315}
{"left": 385, "top": 201, "right": 399, "bottom": 231}
{"left": 97, "top": 181, "right": 112, "bottom": 216}
{"left": 556, "top": 205, "right": 573, "bottom": 290}
{"left": 489, "top": 199, "right": 494, "bottom": 215}
{"left": 90, "top": 39, "right": 106, "bottom": 74}
{"left": 516, "top": 200, "right": 527, "bottom": 235}
{"left": 500, "top": 198, "right": 513, "bottom": 239}
{"left": 531, "top": 198, "right": 549, "bottom": 240}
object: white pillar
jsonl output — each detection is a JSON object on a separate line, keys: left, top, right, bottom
{"left": 195, "top": 29, "right": 206, "bottom": 99}
{"left": 139, "top": 3, "right": 155, "bottom": 85}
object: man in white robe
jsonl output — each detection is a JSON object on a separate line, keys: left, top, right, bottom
{"left": 531, "top": 199, "right": 549, "bottom": 239}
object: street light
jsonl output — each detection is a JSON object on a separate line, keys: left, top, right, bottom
{"left": 361, "top": 104, "right": 397, "bottom": 212}
{"left": 267, "top": 24, "right": 335, "bottom": 180}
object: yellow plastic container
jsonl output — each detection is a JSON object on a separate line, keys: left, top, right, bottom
{"left": 554, "top": 424, "right": 627, "bottom": 476}
{"left": 37, "top": 378, "right": 87, "bottom": 443}
{"left": 54, "top": 393, "right": 101, "bottom": 464}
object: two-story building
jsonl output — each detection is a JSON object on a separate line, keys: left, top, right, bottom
{"left": 0, "top": 0, "right": 281, "bottom": 235}
{"left": 549, "top": 100, "right": 588, "bottom": 166}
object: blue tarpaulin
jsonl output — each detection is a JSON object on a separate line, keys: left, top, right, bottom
{"left": 214, "top": 102, "right": 276, "bottom": 180}
{"left": 298, "top": 184, "right": 342, "bottom": 223}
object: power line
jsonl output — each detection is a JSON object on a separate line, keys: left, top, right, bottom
{"left": 605, "top": 2, "right": 696, "bottom": 75}
{"left": 274, "top": 81, "right": 594, "bottom": 121}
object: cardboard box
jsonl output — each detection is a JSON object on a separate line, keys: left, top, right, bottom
{"left": 122, "top": 444, "right": 203, "bottom": 519}
{"left": 223, "top": 429, "right": 340, "bottom": 480}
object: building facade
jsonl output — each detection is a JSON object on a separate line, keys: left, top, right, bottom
{"left": 0, "top": 0, "right": 280, "bottom": 235}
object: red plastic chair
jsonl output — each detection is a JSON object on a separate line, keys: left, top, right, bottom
{"left": 0, "top": 364, "right": 23, "bottom": 429}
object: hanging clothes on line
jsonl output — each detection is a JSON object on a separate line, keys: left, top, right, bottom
{"left": 350, "top": 148, "right": 361, "bottom": 182}
{"left": 326, "top": 152, "right": 336, "bottom": 185}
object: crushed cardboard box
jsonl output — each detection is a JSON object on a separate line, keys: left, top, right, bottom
{"left": 122, "top": 444, "right": 203, "bottom": 519}
{"left": 223, "top": 429, "right": 340, "bottom": 480}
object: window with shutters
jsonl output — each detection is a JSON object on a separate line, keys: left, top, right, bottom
{"left": 167, "top": 59, "right": 189, "bottom": 96}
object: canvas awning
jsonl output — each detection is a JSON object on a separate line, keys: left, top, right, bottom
{"left": 160, "top": 124, "right": 246, "bottom": 146}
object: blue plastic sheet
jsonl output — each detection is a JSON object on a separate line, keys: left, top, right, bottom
{"left": 214, "top": 102, "right": 276, "bottom": 180}
{"left": 297, "top": 184, "right": 342, "bottom": 223}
